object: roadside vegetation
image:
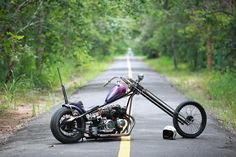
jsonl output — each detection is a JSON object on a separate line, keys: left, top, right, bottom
{"left": 0, "top": 1, "right": 141, "bottom": 138}
{"left": 131, "top": 1, "right": 236, "bottom": 133}
{"left": 0, "top": 58, "right": 111, "bottom": 115}
{"left": 0, "top": 1, "right": 140, "bottom": 115}
{"left": 146, "top": 57, "right": 236, "bottom": 133}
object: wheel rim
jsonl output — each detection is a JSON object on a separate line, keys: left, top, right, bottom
{"left": 178, "top": 105, "right": 203, "bottom": 135}
{"left": 59, "top": 114, "right": 79, "bottom": 137}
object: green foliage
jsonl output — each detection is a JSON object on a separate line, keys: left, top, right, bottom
{"left": 0, "top": 0, "right": 142, "bottom": 112}
{"left": 135, "top": 0, "right": 236, "bottom": 71}
{"left": 146, "top": 56, "right": 189, "bottom": 75}
{"left": 207, "top": 72, "right": 236, "bottom": 107}
{"left": 146, "top": 56, "right": 236, "bottom": 131}
{"left": 0, "top": 0, "right": 139, "bottom": 89}
{"left": 1, "top": 75, "right": 24, "bottom": 110}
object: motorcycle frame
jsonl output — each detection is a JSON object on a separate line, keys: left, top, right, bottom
{"left": 57, "top": 67, "right": 188, "bottom": 134}
{"left": 64, "top": 80, "right": 187, "bottom": 126}
{"left": 51, "top": 68, "right": 207, "bottom": 143}
{"left": 57, "top": 68, "right": 189, "bottom": 138}
{"left": 125, "top": 82, "right": 187, "bottom": 125}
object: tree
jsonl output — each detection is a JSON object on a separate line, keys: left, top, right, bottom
{"left": 134, "top": 0, "right": 236, "bottom": 71}
{"left": 0, "top": 0, "right": 143, "bottom": 88}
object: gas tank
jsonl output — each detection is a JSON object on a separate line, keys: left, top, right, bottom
{"left": 105, "top": 83, "right": 126, "bottom": 103}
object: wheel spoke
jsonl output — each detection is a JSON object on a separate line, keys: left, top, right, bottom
{"left": 174, "top": 101, "right": 207, "bottom": 138}
{"left": 59, "top": 113, "right": 81, "bottom": 137}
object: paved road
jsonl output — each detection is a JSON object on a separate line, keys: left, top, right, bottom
{"left": 0, "top": 56, "right": 236, "bottom": 157}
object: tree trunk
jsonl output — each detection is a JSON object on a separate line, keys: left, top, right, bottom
{"left": 163, "top": 0, "right": 169, "bottom": 10}
{"left": 193, "top": 50, "right": 198, "bottom": 70}
{"left": 171, "top": 28, "right": 178, "bottom": 69}
{"left": 207, "top": 27, "right": 213, "bottom": 71}
{"left": 35, "top": 1, "right": 44, "bottom": 72}
{"left": 5, "top": 62, "right": 14, "bottom": 83}
{"left": 163, "top": 0, "right": 177, "bottom": 69}
{"left": 63, "top": 6, "right": 69, "bottom": 54}
{"left": 5, "top": 2, "right": 20, "bottom": 83}
{"left": 227, "top": 0, "right": 234, "bottom": 70}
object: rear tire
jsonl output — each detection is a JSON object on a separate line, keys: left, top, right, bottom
{"left": 50, "top": 107, "right": 85, "bottom": 143}
{"left": 173, "top": 101, "right": 207, "bottom": 138}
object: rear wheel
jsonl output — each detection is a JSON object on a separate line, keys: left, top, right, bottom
{"left": 50, "top": 107, "right": 85, "bottom": 143}
{"left": 173, "top": 101, "right": 207, "bottom": 138}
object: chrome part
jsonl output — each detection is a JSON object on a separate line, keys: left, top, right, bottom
{"left": 137, "top": 73, "right": 144, "bottom": 82}
{"left": 59, "top": 114, "right": 78, "bottom": 137}
{"left": 98, "top": 114, "right": 135, "bottom": 138}
{"left": 85, "top": 121, "right": 93, "bottom": 133}
{"left": 116, "top": 118, "right": 126, "bottom": 128}
{"left": 104, "top": 119, "right": 115, "bottom": 130}
{"left": 99, "top": 133, "right": 130, "bottom": 137}
{"left": 91, "top": 127, "right": 98, "bottom": 135}
{"left": 86, "top": 113, "right": 97, "bottom": 121}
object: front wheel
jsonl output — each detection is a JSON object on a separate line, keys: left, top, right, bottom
{"left": 173, "top": 101, "right": 207, "bottom": 138}
{"left": 50, "top": 107, "right": 85, "bottom": 143}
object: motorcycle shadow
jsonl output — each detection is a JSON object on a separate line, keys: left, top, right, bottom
{"left": 85, "top": 137, "right": 127, "bottom": 143}
{"left": 50, "top": 137, "right": 127, "bottom": 146}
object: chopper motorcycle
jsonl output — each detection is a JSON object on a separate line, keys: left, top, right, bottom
{"left": 50, "top": 69, "right": 207, "bottom": 144}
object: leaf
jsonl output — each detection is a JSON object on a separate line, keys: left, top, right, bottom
{"left": 6, "top": 32, "right": 24, "bottom": 40}
{"left": 15, "top": 35, "right": 24, "bottom": 40}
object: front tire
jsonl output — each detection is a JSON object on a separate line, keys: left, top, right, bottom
{"left": 173, "top": 101, "right": 207, "bottom": 138}
{"left": 50, "top": 107, "right": 85, "bottom": 143}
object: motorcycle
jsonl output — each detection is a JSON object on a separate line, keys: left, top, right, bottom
{"left": 50, "top": 68, "right": 207, "bottom": 143}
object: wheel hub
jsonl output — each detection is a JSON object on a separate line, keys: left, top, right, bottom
{"left": 186, "top": 115, "right": 194, "bottom": 123}
{"left": 60, "top": 114, "right": 78, "bottom": 136}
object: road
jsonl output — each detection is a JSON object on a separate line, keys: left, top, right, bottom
{"left": 0, "top": 56, "right": 236, "bottom": 157}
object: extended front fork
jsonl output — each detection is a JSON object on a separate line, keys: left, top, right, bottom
{"left": 127, "top": 84, "right": 188, "bottom": 125}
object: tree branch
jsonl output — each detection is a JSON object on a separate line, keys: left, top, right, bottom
{"left": 16, "top": 0, "right": 43, "bottom": 34}
{"left": 15, "top": 0, "right": 35, "bottom": 14}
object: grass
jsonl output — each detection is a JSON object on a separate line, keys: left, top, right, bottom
{"left": 0, "top": 57, "right": 111, "bottom": 116}
{"left": 146, "top": 56, "right": 236, "bottom": 133}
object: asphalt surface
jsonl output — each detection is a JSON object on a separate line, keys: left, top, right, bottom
{"left": 0, "top": 56, "right": 236, "bottom": 157}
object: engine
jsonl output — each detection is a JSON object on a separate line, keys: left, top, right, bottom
{"left": 86, "top": 104, "right": 127, "bottom": 136}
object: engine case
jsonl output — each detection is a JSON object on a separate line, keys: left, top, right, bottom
{"left": 86, "top": 104, "right": 127, "bottom": 136}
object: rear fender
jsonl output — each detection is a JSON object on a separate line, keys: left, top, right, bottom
{"left": 62, "top": 101, "right": 86, "bottom": 115}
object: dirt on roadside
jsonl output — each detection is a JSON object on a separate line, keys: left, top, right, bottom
{"left": 0, "top": 105, "right": 32, "bottom": 145}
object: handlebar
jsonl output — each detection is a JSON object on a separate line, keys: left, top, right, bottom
{"left": 103, "top": 74, "right": 144, "bottom": 87}
{"left": 103, "top": 77, "right": 131, "bottom": 87}
{"left": 103, "top": 77, "right": 121, "bottom": 87}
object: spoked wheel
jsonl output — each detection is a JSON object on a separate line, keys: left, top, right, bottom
{"left": 50, "top": 107, "right": 85, "bottom": 143}
{"left": 173, "top": 101, "right": 207, "bottom": 138}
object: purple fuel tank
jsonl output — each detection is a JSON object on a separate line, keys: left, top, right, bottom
{"left": 105, "top": 83, "right": 126, "bottom": 103}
